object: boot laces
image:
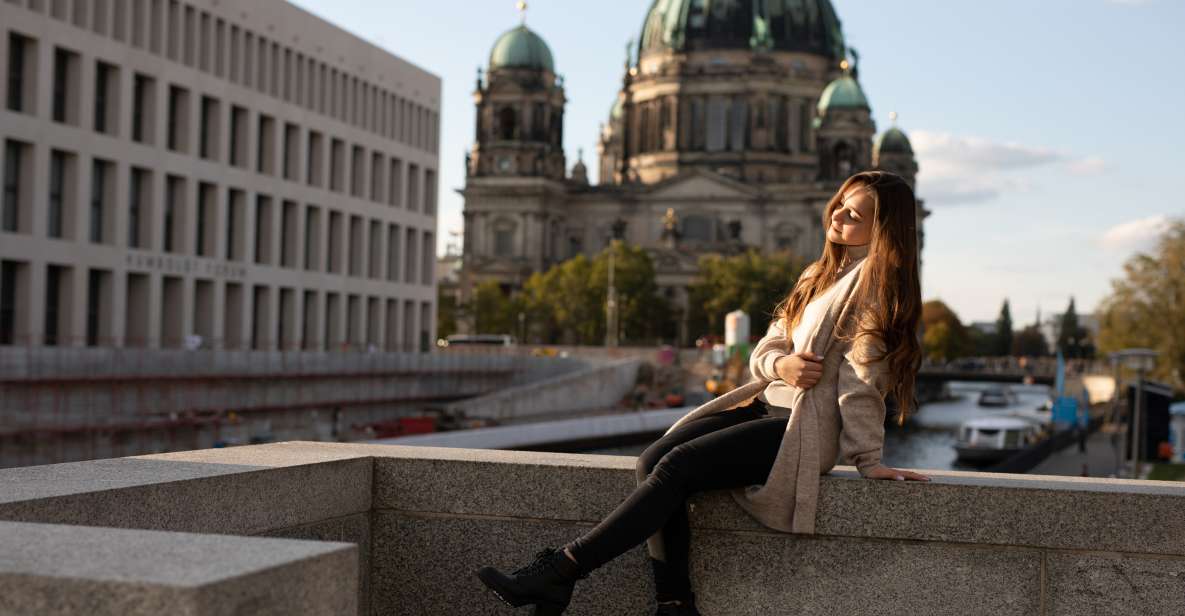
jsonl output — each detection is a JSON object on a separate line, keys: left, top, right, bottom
{"left": 512, "top": 548, "right": 557, "bottom": 577}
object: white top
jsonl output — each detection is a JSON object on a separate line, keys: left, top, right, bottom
{"left": 757, "top": 245, "right": 870, "bottom": 414}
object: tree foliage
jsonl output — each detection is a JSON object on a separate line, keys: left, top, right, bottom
{"left": 995, "top": 299, "right": 1014, "bottom": 357}
{"left": 686, "top": 249, "right": 807, "bottom": 341}
{"left": 1012, "top": 324, "right": 1050, "bottom": 357}
{"left": 920, "top": 299, "right": 972, "bottom": 361}
{"left": 1097, "top": 219, "right": 1185, "bottom": 389}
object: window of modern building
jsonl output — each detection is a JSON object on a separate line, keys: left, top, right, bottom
{"left": 424, "top": 169, "right": 437, "bottom": 215}
{"left": 370, "top": 152, "right": 385, "bottom": 203}
{"left": 196, "top": 181, "right": 216, "bottom": 257}
{"left": 326, "top": 210, "right": 342, "bottom": 273}
{"left": 251, "top": 284, "right": 270, "bottom": 350}
{"left": 254, "top": 195, "right": 273, "bottom": 265}
{"left": 225, "top": 188, "right": 245, "bottom": 261}
{"left": 89, "top": 159, "right": 113, "bottom": 244}
{"left": 324, "top": 292, "right": 341, "bottom": 349}
{"left": 387, "top": 157, "right": 402, "bottom": 207}
{"left": 6, "top": 33, "right": 36, "bottom": 113}
{"left": 2, "top": 140, "right": 30, "bottom": 234}
{"left": 406, "top": 163, "right": 419, "bottom": 212}
{"left": 306, "top": 131, "right": 323, "bottom": 187}
{"left": 125, "top": 272, "right": 150, "bottom": 348}
{"left": 194, "top": 279, "right": 214, "bottom": 345}
{"left": 384, "top": 299, "right": 398, "bottom": 350}
{"left": 329, "top": 138, "right": 343, "bottom": 192}
{"left": 48, "top": 150, "right": 75, "bottom": 239}
{"left": 347, "top": 215, "right": 362, "bottom": 277}
{"left": 0, "top": 260, "right": 24, "bottom": 345}
{"left": 43, "top": 265, "right": 65, "bottom": 346}
{"left": 346, "top": 293, "right": 360, "bottom": 347}
{"left": 256, "top": 114, "right": 275, "bottom": 175}
{"left": 277, "top": 287, "right": 294, "bottom": 350}
{"left": 183, "top": 6, "right": 196, "bottom": 67}
{"left": 52, "top": 47, "right": 80, "bottom": 125}
{"left": 199, "top": 95, "right": 220, "bottom": 160}
{"left": 224, "top": 281, "right": 244, "bottom": 349}
{"left": 402, "top": 299, "right": 415, "bottom": 352}
{"left": 93, "top": 61, "right": 119, "bottom": 135}
{"left": 167, "top": 85, "right": 190, "bottom": 152}
{"left": 85, "top": 269, "right": 111, "bottom": 347}
{"left": 303, "top": 205, "right": 320, "bottom": 271}
{"left": 404, "top": 227, "right": 417, "bottom": 283}
{"left": 163, "top": 174, "right": 185, "bottom": 253}
{"left": 421, "top": 230, "right": 434, "bottom": 285}
{"left": 350, "top": 145, "right": 365, "bottom": 197}
{"left": 161, "top": 275, "right": 182, "bottom": 347}
{"left": 229, "top": 106, "right": 247, "bottom": 167}
{"left": 280, "top": 200, "right": 297, "bottom": 268}
{"left": 282, "top": 122, "right": 299, "bottom": 181}
{"left": 367, "top": 297, "right": 381, "bottom": 347}
{"left": 132, "top": 73, "right": 156, "bottom": 144}
{"left": 128, "top": 167, "right": 152, "bottom": 249}
{"left": 302, "top": 290, "right": 318, "bottom": 350}
{"left": 368, "top": 220, "right": 382, "bottom": 280}
{"left": 386, "top": 224, "right": 400, "bottom": 282}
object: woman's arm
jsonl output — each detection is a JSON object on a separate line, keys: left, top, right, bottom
{"left": 837, "top": 333, "right": 929, "bottom": 481}
{"left": 749, "top": 318, "right": 791, "bottom": 382}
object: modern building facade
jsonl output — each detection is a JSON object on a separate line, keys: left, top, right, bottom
{"left": 0, "top": 0, "right": 440, "bottom": 352}
{"left": 460, "top": 1, "right": 926, "bottom": 345}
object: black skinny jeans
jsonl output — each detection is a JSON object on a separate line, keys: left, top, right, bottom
{"left": 564, "top": 398, "right": 788, "bottom": 598}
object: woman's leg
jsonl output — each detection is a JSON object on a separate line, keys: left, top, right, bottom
{"left": 564, "top": 410, "right": 788, "bottom": 575}
{"left": 628, "top": 401, "right": 767, "bottom": 602}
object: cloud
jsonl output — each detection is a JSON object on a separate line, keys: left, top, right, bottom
{"left": 1099, "top": 215, "right": 1168, "bottom": 252}
{"left": 912, "top": 130, "right": 1106, "bottom": 206}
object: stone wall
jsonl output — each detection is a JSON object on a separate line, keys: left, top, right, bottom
{"left": 2, "top": 441, "right": 1184, "bottom": 615}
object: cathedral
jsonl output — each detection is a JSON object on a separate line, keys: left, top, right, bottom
{"left": 458, "top": 0, "right": 926, "bottom": 345}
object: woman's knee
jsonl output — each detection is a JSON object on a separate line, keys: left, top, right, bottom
{"left": 651, "top": 443, "right": 701, "bottom": 482}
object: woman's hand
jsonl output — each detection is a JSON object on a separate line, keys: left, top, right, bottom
{"left": 773, "top": 351, "right": 824, "bottom": 389}
{"left": 862, "top": 464, "right": 931, "bottom": 482}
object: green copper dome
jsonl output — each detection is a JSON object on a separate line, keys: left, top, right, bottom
{"left": 638, "top": 0, "right": 845, "bottom": 59}
{"left": 875, "top": 127, "right": 913, "bottom": 155}
{"left": 610, "top": 97, "right": 624, "bottom": 120}
{"left": 817, "top": 75, "right": 869, "bottom": 113}
{"left": 489, "top": 25, "right": 555, "bottom": 72}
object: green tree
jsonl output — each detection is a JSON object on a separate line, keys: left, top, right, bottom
{"left": 470, "top": 279, "right": 521, "bottom": 337}
{"left": 995, "top": 299, "right": 1014, "bottom": 357}
{"left": 519, "top": 243, "right": 669, "bottom": 345}
{"left": 921, "top": 299, "right": 972, "bottom": 360}
{"left": 1097, "top": 219, "right": 1185, "bottom": 390}
{"left": 436, "top": 287, "right": 459, "bottom": 340}
{"left": 1056, "top": 297, "right": 1093, "bottom": 359}
{"left": 686, "top": 249, "right": 806, "bottom": 341}
{"left": 1012, "top": 324, "right": 1050, "bottom": 357}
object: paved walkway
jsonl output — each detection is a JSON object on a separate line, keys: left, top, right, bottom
{"left": 1030, "top": 425, "right": 1127, "bottom": 478}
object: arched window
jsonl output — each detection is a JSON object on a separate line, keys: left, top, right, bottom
{"left": 774, "top": 222, "right": 801, "bottom": 252}
{"left": 834, "top": 142, "right": 853, "bottom": 178}
{"left": 492, "top": 219, "right": 516, "bottom": 257}
{"left": 706, "top": 96, "right": 727, "bottom": 152}
{"left": 690, "top": 97, "right": 706, "bottom": 151}
{"left": 531, "top": 102, "right": 546, "bottom": 141}
{"left": 497, "top": 106, "right": 517, "bottom": 140}
{"left": 728, "top": 96, "right": 748, "bottom": 151}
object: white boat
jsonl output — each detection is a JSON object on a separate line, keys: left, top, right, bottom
{"left": 954, "top": 416, "right": 1044, "bottom": 464}
{"left": 977, "top": 386, "right": 1019, "bottom": 408}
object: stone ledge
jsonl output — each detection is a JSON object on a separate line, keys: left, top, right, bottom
{"left": 0, "top": 521, "right": 357, "bottom": 616}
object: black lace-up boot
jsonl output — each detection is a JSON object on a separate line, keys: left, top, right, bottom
{"left": 476, "top": 546, "right": 588, "bottom": 615}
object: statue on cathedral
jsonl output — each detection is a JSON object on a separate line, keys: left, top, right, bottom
{"left": 661, "top": 207, "right": 681, "bottom": 249}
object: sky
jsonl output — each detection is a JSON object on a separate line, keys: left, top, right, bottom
{"left": 291, "top": 0, "right": 1185, "bottom": 326}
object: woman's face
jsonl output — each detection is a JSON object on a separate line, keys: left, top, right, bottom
{"left": 826, "top": 185, "right": 875, "bottom": 246}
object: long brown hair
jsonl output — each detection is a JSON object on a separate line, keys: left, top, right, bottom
{"left": 772, "top": 170, "right": 923, "bottom": 424}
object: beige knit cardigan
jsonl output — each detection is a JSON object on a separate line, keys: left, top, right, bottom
{"left": 644, "top": 257, "right": 889, "bottom": 559}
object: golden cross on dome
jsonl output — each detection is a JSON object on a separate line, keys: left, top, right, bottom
{"left": 839, "top": 59, "right": 850, "bottom": 73}
{"left": 516, "top": 0, "right": 527, "bottom": 24}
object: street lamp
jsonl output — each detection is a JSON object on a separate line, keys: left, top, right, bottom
{"left": 605, "top": 218, "right": 628, "bottom": 348}
{"left": 1110, "top": 348, "right": 1159, "bottom": 478}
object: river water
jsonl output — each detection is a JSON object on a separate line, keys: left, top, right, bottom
{"left": 588, "top": 381, "right": 1053, "bottom": 472}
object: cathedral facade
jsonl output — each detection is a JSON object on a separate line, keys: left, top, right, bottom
{"left": 459, "top": 0, "right": 925, "bottom": 345}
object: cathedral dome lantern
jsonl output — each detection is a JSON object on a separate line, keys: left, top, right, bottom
{"left": 469, "top": 2, "right": 567, "bottom": 181}
{"left": 815, "top": 58, "right": 875, "bottom": 182}
{"left": 874, "top": 112, "right": 918, "bottom": 189}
